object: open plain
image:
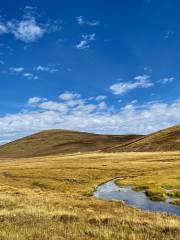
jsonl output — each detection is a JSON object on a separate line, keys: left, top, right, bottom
{"left": 0, "top": 151, "right": 179, "bottom": 240}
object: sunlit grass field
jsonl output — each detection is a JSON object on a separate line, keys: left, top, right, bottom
{"left": 0, "top": 152, "right": 179, "bottom": 239}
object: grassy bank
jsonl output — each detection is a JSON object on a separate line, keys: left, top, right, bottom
{"left": 0, "top": 152, "right": 179, "bottom": 239}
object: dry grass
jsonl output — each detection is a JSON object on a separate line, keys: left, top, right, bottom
{"left": 0, "top": 152, "right": 179, "bottom": 239}
{"left": 116, "top": 125, "right": 180, "bottom": 152}
{"left": 0, "top": 129, "right": 142, "bottom": 158}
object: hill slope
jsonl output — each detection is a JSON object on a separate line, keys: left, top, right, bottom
{"left": 108, "top": 125, "right": 180, "bottom": 152}
{"left": 0, "top": 125, "right": 179, "bottom": 158}
{"left": 0, "top": 129, "right": 142, "bottom": 158}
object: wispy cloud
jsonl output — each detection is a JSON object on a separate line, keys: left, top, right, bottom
{"left": 23, "top": 72, "right": 38, "bottom": 80}
{"left": 39, "top": 101, "right": 68, "bottom": 113}
{"left": 75, "top": 33, "right": 96, "bottom": 50}
{"left": 28, "top": 97, "right": 46, "bottom": 106}
{"left": 34, "top": 64, "right": 59, "bottom": 73}
{"left": 158, "top": 77, "right": 175, "bottom": 84}
{"left": 59, "top": 92, "right": 80, "bottom": 101}
{"left": 9, "top": 67, "right": 24, "bottom": 73}
{"left": 110, "top": 75, "right": 153, "bottom": 95}
{"left": 88, "top": 95, "right": 107, "bottom": 101}
{"left": 164, "top": 30, "right": 174, "bottom": 39}
{"left": 0, "top": 23, "right": 8, "bottom": 34}
{"left": 144, "top": 66, "right": 152, "bottom": 72}
{"left": 3, "top": 64, "right": 60, "bottom": 78}
{"left": 77, "top": 16, "right": 99, "bottom": 26}
{"left": 35, "top": 65, "right": 50, "bottom": 71}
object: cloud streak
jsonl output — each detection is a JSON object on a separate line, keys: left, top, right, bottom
{"left": 23, "top": 72, "right": 38, "bottom": 80}
{"left": 34, "top": 64, "right": 59, "bottom": 73}
{"left": 158, "top": 77, "right": 175, "bottom": 84}
{"left": 77, "top": 16, "right": 99, "bottom": 26}
{"left": 75, "top": 33, "right": 96, "bottom": 49}
{"left": 9, "top": 67, "right": 24, "bottom": 73}
{"left": 110, "top": 75, "right": 153, "bottom": 95}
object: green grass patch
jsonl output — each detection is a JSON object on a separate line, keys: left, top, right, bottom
{"left": 170, "top": 199, "right": 180, "bottom": 206}
{"left": 167, "top": 190, "right": 180, "bottom": 198}
{"left": 145, "top": 188, "right": 167, "bottom": 201}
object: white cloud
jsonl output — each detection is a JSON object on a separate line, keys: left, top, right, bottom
{"left": 6, "top": 64, "right": 59, "bottom": 78}
{"left": 144, "top": 66, "right": 152, "bottom": 72}
{"left": 38, "top": 101, "right": 68, "bottom": 112}
{"left": 24, "top": 73, "right": 33, "bottom": 78}
{"left": 34, "top": 65, "right": 59, "bottom": 73}
{"left": 35, "top": 65, "right": 49, "bottom": 71}
{"left": 0, "top": 7, "right": 61, "bottom": 43}
{"left": 89, "top": 95, "right": 107, "bottom": 101}
{"left": 9, "top": 67, "right": 24, "bottom": 73}
{"left": 75, "top": 40, "right": 89, "bottom": 49}
{"left": 75, "top": 33, "right": 96, "bottom": 50}
{"left": 77, "top": 16, "right": 99, "bottom": 26}
{"left": 98, "top": 101, "right": 107, "bottom": 110}
{"left": 0, "top": 23, "right": 8, "bottom": 34}
{"left": 0, "top": 93, "right": 180, "bottom": 143}
{"left": 159, "top": 77, "right": 175, "bottom": 84}
{"left": 82, "top": 34, "right": 96, "bottom": 41}
{"left": 110, "top": 75, "right": 153, "bottom": 95}
{"left": 77, "top": 16, "right": 84, "bottom": 25}
{"left": 28, "top": 97, "right": 45, "bottom": 106}
{"left": 96, "top": 96, "right": 107, "bottom": 101}
{"left": 58, "top": 92, "right": 80, "bottom": 101}
{"left": 7, "top": 17, "right": 46, "bottom": 43}
{"left": 164, "top": 30, "right": 174, "bottom": 39}
{"left": 23, "top": 72, "right": 38, "bottom": 80}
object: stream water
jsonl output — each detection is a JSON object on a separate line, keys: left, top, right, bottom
{"left": 94, "top": 180, "right": 180, "bottom": 216}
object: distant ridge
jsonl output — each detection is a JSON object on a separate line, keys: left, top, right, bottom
{"left": 106, "top": 125, "right": 180, "bottom": 152}
{"left": 0, "top": 129, "right": 142, "bottom": 158}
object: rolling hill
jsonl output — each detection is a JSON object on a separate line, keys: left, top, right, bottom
{"left": 0, "top": 129, "right": 142, "bottom": 158}
{"left": 0, "top": 125, "right": 179, "bottom": 158}
{"left": 107, "top": 125, "right": 180, "bottom": 152}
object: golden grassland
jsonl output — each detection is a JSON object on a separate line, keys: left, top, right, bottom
{"left": 0, "top": 152, "right": 179, "bottom": 239}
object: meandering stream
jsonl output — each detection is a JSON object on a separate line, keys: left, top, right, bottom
{"left": 94, "top": 180, "right": 180, "bottom": 216}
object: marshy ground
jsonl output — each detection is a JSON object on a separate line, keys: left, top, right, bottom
{"left": 0, "top": 152, "right": 179, "bottom": 239}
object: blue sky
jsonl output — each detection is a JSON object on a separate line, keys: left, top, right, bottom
{"left": 0, "top": 0, "right": 180, "bottom": 143}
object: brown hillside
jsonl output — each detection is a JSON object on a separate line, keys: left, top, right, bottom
{"left": 108, "top": 125, "right": 180, "bottom": 152}
{"left": 0, "top": 129, "right": 142, "bottom": 158}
